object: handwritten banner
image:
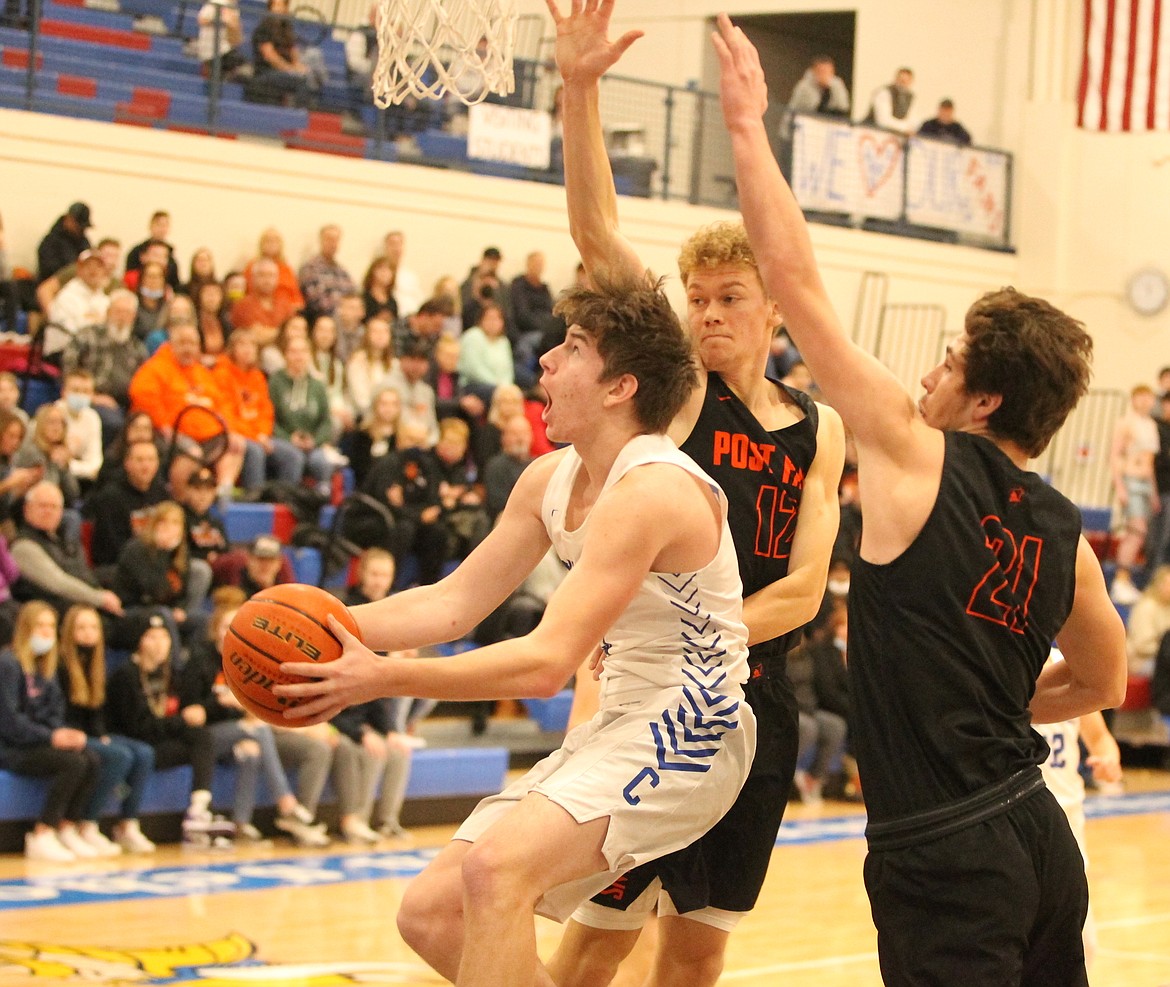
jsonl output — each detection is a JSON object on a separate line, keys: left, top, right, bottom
{"left": 905, "top": 138, "right": 1008, "bottom": 240}
{"left": 791, "top": 116, "right": 904, "bottom": 220}
{"left": 468, "top": 103, "right": 552, "bottom": 169}
{"left": 790, "top": 115, "right": 1010, "bottom": 244}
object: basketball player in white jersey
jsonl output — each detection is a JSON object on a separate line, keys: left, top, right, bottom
{"left": 1035, "top": 650, "right": 1123, "bottom": 968}
{"left": 275, "top": 274, "right": 757, "bottom": 987}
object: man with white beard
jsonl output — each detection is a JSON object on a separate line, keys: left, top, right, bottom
{"left": 62, "top": 288, "right": 148, "bottom": 443}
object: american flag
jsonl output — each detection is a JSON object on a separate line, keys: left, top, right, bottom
{"left": 1078, "top": 0, "right": 1170, "bottom": 131}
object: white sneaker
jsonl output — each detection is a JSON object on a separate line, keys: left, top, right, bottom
{"left": 341, "top": 819, "right": 381, "bottom": 845}
{"left": 320, "top": 445, "right": 349, "bottom": 468}
{"left": 794, "top": 770, "right": 824, "bottom": 807}
{"left": 237, "top": 823, "right": 265, "bottom": 842}
{"left": 116, "top": 820, "right": 156, "bottom": 854}
{"left": 57, "top": 825, "right": 100, "bottom": 858}
{"left": 1109, "top": 575, "right": 1141, "bottom": 606}
{"left": 78, "top": 822, "right": 122, "bottom": 857}
{"left": 376, "top": 822, "right": 412, "bottom": 843}
{"left": 275, "top": 814, "right": 331, "bottom": 848}
{"left": 25, "top": 828, "right": 76, "bottom": 862}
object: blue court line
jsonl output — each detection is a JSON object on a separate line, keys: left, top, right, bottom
{"left": 0, "top": 791, "right": 1166, "bottom": 912}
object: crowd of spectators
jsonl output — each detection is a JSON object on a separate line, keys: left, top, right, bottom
{"left": 785, "top": 57, "right": 974, "bottom": 145}
{"left": 0, "top": 200, "right": 575, "bottom": 859}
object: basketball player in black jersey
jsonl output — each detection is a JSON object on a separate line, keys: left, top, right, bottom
{"left": 543, "top": 3, "right": 845, "bottom": 985}
{"left": 713, "top": 15, "right": 1127, "bottom": 985}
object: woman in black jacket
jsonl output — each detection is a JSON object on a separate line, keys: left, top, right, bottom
{"left": 104, "top": 611, "right": 223, "bottom": 842}
{"left": 111, "top": 501, "right": 212, "bottom": 654}
{"left": 0, "top": 600, "right": 100, "bottom": 861}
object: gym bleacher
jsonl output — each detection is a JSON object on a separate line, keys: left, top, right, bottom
{"left": 0, "top": 0, "right": 589, "bottom": 189}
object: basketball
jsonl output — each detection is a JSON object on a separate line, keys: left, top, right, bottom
{"left": 222, "top": 583, "right": 361, "bottom": 727}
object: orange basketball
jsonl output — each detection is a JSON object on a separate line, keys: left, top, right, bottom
{"left": 222, "top": 583, "right": 361, "bottom": 727}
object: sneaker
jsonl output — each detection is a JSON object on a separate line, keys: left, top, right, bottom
{"left": 320, "top": 445, "right": 349, "bottom": 468}
{"left": 57, "top": 825, "right": 100, "bottom": 859}
{"left": 275, "top": 814, "right": 331, "bottom": 848}
{"left": 183, "top": 811, "right": 236, "bottom": 841}
{"left": 78, "top": 822, "right": 122, "bottom": 857}
{"left": 237, "top": 823, "right": 265, "bottom": 842}
{"left": 341, "top": 819, "right": 381, "bottom": 845}
{"left": 115, "top": 820, "right": 156, "bottom": 854}
{"left": 1110, "top": 574, "right": 1141, "bottom": 605}
{"left": 375, "top": 822, "right": 412, "bottom": 843}
{"left": 793, "top": 770, "right": 824, "bottom": 807}
{"left": 25, "top": 829, "right": 76, "bottom": 862}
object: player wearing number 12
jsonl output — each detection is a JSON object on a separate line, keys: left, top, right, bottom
{"left": 712, "top": 13, "right": 1127, "bottom": 986}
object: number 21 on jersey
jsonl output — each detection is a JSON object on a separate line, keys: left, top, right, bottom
{"left": 966, "top": 514, "right": 1043, "bottom": 633}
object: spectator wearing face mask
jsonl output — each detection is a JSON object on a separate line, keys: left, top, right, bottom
{"left": 56, "top": 369, "right": 103, "bottom": 486}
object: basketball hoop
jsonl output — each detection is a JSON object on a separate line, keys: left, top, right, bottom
{"left": 373, "top": 0, "right": 518, "bottom": 107}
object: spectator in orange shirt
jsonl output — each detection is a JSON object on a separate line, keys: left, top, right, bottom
{"left": 212, "top": 329, "right": 302, "bottom": 490}
{"left": 244, "top": 228, "right": 304, "bottom": 312}
{"left": 127, "top": 322, "right": 246, "bottom": 496}
{"left": 230, "top": 258, "right": 299, "bottom": 350}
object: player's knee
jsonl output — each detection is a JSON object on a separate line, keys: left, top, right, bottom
{"left": 548, "top": 926, "right": 625, "bottom": 987}
{"left": 460, "top": 840, "right": 533, "bottom": 912}
{"left": 655, "top": 936, "right": 725, "bottom": 987}
{"left": 397, "top": 878, "right": 460, "bottom": 956}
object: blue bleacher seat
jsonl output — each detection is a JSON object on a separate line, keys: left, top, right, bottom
{"left": 222, "top": 502, "right": 275, "bottom": 543}
{"left": 1080, "top": 506, "right": 1112, "bottom": 532}
{"left": 525, "top": 690, "right": 574, "bottom": 733}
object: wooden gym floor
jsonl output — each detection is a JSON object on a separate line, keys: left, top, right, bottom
{"left": 0, "top": 770, "right": 1168, "bottom": 985}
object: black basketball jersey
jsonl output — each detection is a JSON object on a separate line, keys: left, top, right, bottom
{"left": 848, "top": 431, "right": 1081, "bottom": 839}
{"left": 681, "top": 372, "right": 819, "bottom": 662}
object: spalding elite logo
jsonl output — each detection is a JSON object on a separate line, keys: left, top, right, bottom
{"left": 250, "top": 616, "right": 323, "bottom": 661}
{"left": 227, "top": 650, "right": 278, "bottom": 691}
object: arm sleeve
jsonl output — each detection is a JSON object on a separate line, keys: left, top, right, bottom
{"left": 10, "top": 539, "right": 106, "bottom": 607}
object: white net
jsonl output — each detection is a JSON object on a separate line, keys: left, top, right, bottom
{"left": 373, "top": 0, "right": 518, "bottom": 107}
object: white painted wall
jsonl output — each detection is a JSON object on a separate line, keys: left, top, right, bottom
{"left": 0, "top": 107, "right": 1014, "bottom": 367}
{"left": 2, "top": 0, "right": 1167, "bottom": 398}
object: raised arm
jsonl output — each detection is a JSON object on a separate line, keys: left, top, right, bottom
{"left": 711, "top": 16, "right": 929, "bottom": 467}
{"left": 546, "top": 0, "right": 646, "bottom": 281}
{"left": 741, "top": 403, "right": 844, "bottom": 644}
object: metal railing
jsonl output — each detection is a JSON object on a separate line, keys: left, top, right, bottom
{"left": 2, "top": 3, "right": 1015, "bottom": 244}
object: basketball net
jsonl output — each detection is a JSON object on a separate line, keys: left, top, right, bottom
{"left": 373, "top": 0, "right": 517, "bottom": 107}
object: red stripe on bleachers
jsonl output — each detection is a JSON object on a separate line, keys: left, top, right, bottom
{"left": 41, "top": 19, "right": 151, "bottom": 51}
{"left": 51, "top": 0, "right": 86, "bottom": 7}
{"left": 128, "top": 86, "right": 170, "bottom": 117}
{"left": 1, "top": 48, "right": 44, "bottom": 70}
{"left": 56, "top": 73, "right": 96, "bottom": 98}
{"left": 305, "top": 111, "right": 344, "bottom": 135}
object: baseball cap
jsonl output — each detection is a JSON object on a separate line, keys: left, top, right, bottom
{"left": 130, "top": 610, "right": 169, "bottom": 647}
{"left": 77, "top": 249, "right": 106, "bottom": 268}
{"left": 250, "top": 534, "right": 282, "bottom": 559}
{"left": 188, "top": 467, "right": 217, "bottom": 488}
{"left": 67, "top": 202, "right": 92, "bottom": 228}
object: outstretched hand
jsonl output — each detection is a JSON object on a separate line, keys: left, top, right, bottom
{"left": 274, "top": 615, "right": 392, "bottom": 726}
{"left": 545, "top": 0, "right": 643, "bottom": 85}
{"left": 710, "top": 12, "right": 769, "bottom": 128}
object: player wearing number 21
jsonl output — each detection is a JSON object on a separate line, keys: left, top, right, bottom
{"left": 712, "top": 14, "right": 1126, "bottom": 986}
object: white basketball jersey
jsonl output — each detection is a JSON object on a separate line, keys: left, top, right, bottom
{"left": 541, "top": 433, "right": 750, "bottom": 710}
{"left": 1036, "top": 650, "right": 1084, "bottom": 812}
